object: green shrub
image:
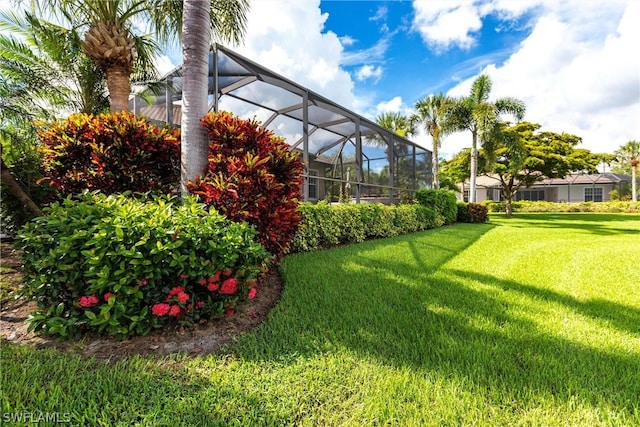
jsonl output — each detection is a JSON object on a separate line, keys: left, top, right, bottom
{"left": 484, "top": 200, "right": 640, "bottom": 214}
{"left": 289, "top": 202, "right": 438, "bottom": 253}
{"left": 414, "top": 189, "right": 457, "bottom": 224}
{"left": 188, "top": 111, "right": 304, "bottom": 258}
{"left": 15, "top": 192, "right": 271, "bottom": 339}
{"left": 457, "top": 202, "right": 472, "bottom": 223}
{"left": 39, "top": 112, "right": 180, "bottom": 198}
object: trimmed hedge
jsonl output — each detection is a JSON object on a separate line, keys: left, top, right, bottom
{"left": 484, "top": 200, "right": 640, "bottom": 213}
{"left": 457, "top": 202, "right": 489, "bottom": 223}
{"left": 414, "top": 189, "right": 458, "bottom": 224}
{"left": 289, "top": 202, "right": 437, "bottom": 253}
{"left": 16, "top": 192, "right": 271, "bottom": 339}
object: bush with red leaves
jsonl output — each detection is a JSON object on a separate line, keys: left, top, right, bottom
{"left": 188, "top": 111, "right": 304, "bottom": 258}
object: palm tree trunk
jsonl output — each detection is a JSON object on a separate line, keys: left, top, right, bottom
{"left": 469, "top": 130, "right": 478, "bottom": 203}
{"left": 632, "top": 160, "right": 638, "bottom": 202}
{"left": 1, "top": 158, "right": 43, "bottom": 217}
{"left": 180, "top": 0, "right": 212, "bottom": 197}
{"left": 432, "top": 139, "right": 439, "bottom": 189}
{"left": 105, "top": 65, "right": 132, "bottom": 113}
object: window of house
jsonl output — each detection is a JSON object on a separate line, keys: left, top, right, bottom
{"left": 307, "top": 169, "right": 319, "bottom": 200}
{"left": 584, "top": 187, "right": 603, "bottom": 202}
{"left": 463, "top": 190, "right": 469, "bottom": 202}
{"left": 516, "top": 189, "right": 545, "bottom": 201}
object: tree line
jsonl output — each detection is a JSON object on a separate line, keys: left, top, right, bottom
{"left": 375, "top": 75, "right": 639, "bottom": 212}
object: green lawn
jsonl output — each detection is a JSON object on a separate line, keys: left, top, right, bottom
{"left": 2, "top": 213, "right": 639, "bottom": 426}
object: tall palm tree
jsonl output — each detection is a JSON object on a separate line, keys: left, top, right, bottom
{"left": 411, "top": 93, "right": 451, "bottom": 189}
{"left": 446, "top": 75, "right": 525, "bottom": 202}
{"left": 615, "top": 140, "right": 640, "bottom": 202}
{"left": 180, "top": 0, "right": 249, "bottom": 196}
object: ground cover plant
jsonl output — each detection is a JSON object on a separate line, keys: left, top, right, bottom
{"left": 2, "top": 213, "right": 639, "bottom": 425}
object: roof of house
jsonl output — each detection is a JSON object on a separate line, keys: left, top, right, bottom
{"left": 468, "top": 173, "right": 631, "bottom": 188}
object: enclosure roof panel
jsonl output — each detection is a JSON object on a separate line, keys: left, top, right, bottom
{"left": 146, "top": 44, "right": 430, "bottom": 158}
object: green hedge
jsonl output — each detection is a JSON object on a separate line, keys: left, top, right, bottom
{"left": 16, "top": 192, "right": 271, "bottom": 339}
{"left": 483, "top": 200, "right": 640, "bottom": 213}
{"left": 289, "top": 202, "right": 438, "bottom": 253}
{"left": 457, "top": 202, "right": 489, "bottom": 223}
{"left": 414, "top": 189, "right": 458, "bottom": 224}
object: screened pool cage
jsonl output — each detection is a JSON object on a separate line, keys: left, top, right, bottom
{"left": 131, "top": 44, "right": 432, "bottom": 204}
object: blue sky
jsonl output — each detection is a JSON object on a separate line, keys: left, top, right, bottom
{"left": 164, "top": 0, "right": 635, "bottom": 159}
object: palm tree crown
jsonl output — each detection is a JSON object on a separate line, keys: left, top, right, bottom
{"left": 615, "top": 140, "right": 640, "bottom": 202}
{"left": 446, "top": 74, "right": 525, "bottom": 202}
{"left": 411, "top": 93, "right": 451, "bottom": 188}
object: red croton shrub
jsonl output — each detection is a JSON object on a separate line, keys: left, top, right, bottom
{"left": 39, "top": 112, "right": 180, "bottom": 197}
{"left": 188, "top": 111, "right": 304, "bottom": 258}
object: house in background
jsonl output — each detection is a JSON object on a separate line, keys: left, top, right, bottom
{"left": 459, "top": 173, "right": 632, "bottom": 203}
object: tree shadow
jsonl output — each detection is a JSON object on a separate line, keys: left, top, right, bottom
{"left": 491, "top": 213, "right": 640, "bottom": 236}
{"left": 230, "top": 224, "right": 639, "bottom": 415}
{"left": 444, "top": 268, "right": 640, "bottom": 335}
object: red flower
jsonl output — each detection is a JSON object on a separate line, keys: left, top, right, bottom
{"left": 168, "top": 286, "right": 184, "bottom": 296}
{"left": 168, "top": 305, "right": 181, "bottom": 317}
{"left": 220, "top": 278, "right": 238, "bottom": 295}
{"left": 196, "top": 301, "right": 205, "bottom": 309}
{"left": 177, "top": 292, "right": 189, "bottom": 303}
{"left": 198, "top": 278, "right": 207, "bottom": 286}
{"left": 138, "top": 278, "right": 148, "bottom": 287}
{"left": 223, "top": 269, "right": 233, "bottom": 277}
{"left": 225, "top": 309, "right": 234, "bottom": 318}
{"left": 180, "top": 274, "right": 189, "bottom": 280}
{"left": 207, "top": 283, "right": 219, "bottom": 292}
{"left": 79, "top": 295, "right": 99, "bottom": 308}
{"left": 213, "top": 271, "right": 222, "bottom": 282}
{"left": 248, "top": 288, "right": 257, "bottom": 299}
{"left": 152, "top": 303, "right": 171, "bottom": 316}
{"left": 104, "top": 292, "right": 114, "bottom": 302}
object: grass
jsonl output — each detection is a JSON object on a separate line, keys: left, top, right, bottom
{"left": 2, "top": 213, "right": 639, "bottom": 426}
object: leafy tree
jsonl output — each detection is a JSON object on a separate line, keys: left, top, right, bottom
{"left": 614, "top": 141, "right": 640, "bottom": 202}
{"left": 484, "top": 122, "right": 598, "bottom": 216}
{"left": 445, "top": 75, "right": 525, "bottom": 202}
{"left": 411, "top": 93, "right": 451, "bottom": 188}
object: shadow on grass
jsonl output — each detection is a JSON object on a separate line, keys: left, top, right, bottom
{"left": 490, "top": 212, "right": 640, "bottom": 236}
{"left": 445, "top": 268, "right": 640, "bottom": 335}
{"left": 234, "top": 222, "right": 639, "bottom": 414}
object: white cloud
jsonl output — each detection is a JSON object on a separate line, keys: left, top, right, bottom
{"left": 227, "top": 0, "right": 357, "bottom": 109}
{"left": 376, "top": 96, "right": 404, "bottom": 114}
{"left": 412, "top": 0, "right": 484, "bottom": 52}
{"left": 370, "top": 5, "right": 388, "bottom": 22}
{"left": 355, "top": 65, "right": 383, "bottom": 82}
{"left": 440, "top": 0, "right": 640, "bottom": 157}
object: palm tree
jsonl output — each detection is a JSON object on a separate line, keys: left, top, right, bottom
{"left": 38, "top": 0, "right": 182, "bottom": 112}
{"left": 446, "top": 75, "right": 525, "bottom": 202}
{"left": 0, "top": 10, "right": 109, "bottom": 115}
{"left": 375, "top": 111, "right": 417, "bottom": 139}
{"left": 615, "top": 141, "right": 640, "bottom": 202}
{"left": 411, "top": 93, "right": 451, "bottom": 189}
{"left": 180, "top": 0, "right": 249, "bottom": 196}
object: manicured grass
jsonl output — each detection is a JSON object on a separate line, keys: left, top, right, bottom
{"left": 2, "top": 213, "right": 639, "bottom": 426}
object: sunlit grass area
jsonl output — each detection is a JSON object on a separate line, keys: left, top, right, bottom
{"left": 2, "top": 213, "right": 639, "bottom": 426}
